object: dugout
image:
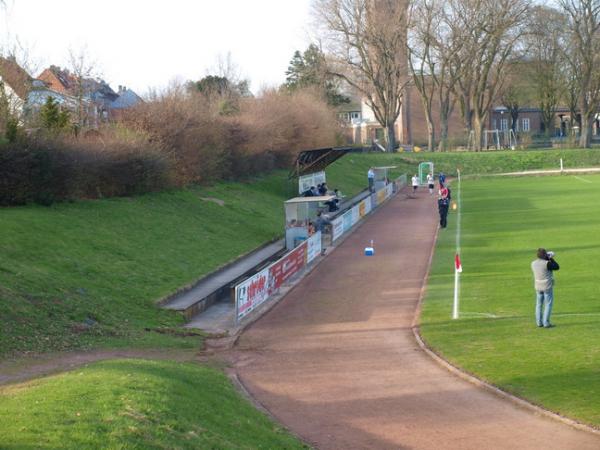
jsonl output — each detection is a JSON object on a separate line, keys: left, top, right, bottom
{"left": 372, "top": 166, "right": 397, "bottom": 191}
{"left": 284, "top": 196, "right": 335, "bottom": 250}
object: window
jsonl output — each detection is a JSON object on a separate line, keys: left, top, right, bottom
{"left": 351, "top": 112, "right": 360, "bottom": 120}
{"left": 500, "top": 119, "right": 508, "bottom": 131}
{"left": 522, "top": 118, "right": 530, "bottom": 132}
{"left": 492, "top": 119, "right": 497, "bottom": 130}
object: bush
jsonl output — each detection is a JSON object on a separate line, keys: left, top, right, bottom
{"left": 0, "top": 129, "right": 171, "bottom": 206}
{"left": 124, "top": 84, "right": 340, "bottom": 183}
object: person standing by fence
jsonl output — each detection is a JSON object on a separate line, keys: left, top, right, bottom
{"left": 368, "top": 168, "right": 375, "bottom": 193}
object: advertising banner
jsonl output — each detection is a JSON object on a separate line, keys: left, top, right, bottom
{"left": 236, "top": 267, "right": 270, "bottom": 320}
{"left": 342, "top": 210, "right": 353, "bottom": 233}
{"left": 332, "top": 216, "right": 344, "bottom": 242}
{"left": 298, "top": 171, "right": 326, "bottom": 194}
{"left": 351, "top": 205, "right": 360, "bottom": 226}
{"left": 377, "top": 188, "right": 386, "bottom": 205}
{"left": 364, "top": 197, "right": 372, "bottom": 215}
{"left": 306, "top": 231, "right": 322, "bottom": 264}
{"left": 268, "top": 241, "right": 307, "bottom": 294}
{"left": 386, "top": 184, "right": 394, "bottom": 199}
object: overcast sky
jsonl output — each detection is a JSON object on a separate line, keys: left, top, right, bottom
{"left": 1, "top": 0, "right": 314, "bottom": 95}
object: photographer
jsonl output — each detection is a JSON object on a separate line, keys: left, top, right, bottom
{"left": 531, "top": 248, "right": 560, "bottom": 328}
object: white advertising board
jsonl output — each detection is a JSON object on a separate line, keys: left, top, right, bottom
{"left": 298, "top": 171, "right": 326, "bottom": 195}
{"left": 236, "top": 267, "right": 270, "bottom": 320}
{"left": 306, "top": 231, "right": 322, "bottom": 264}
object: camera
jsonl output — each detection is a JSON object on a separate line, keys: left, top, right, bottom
{"left": 547, "top": 251, "right": 555, "bottom": 259}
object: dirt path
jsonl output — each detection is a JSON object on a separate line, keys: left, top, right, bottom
{"left": 233, "top": 189, "right": 600, "bottom": 450}
{"left": 0, "top": 349, "right": 197, "bottom": 386}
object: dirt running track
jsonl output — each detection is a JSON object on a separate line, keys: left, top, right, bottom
{"left": 234, "top": 189, "right": 600, "bottom": 450}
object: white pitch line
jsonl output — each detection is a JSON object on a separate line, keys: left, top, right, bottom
{"left": 455, "top": 312, "right": 600, "bottom": 320}
{"left": 573, "top": 175, "right": 593, "bottom": 184}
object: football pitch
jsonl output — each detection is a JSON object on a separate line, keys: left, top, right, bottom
{"left": 420, "top": 173, "right": 600, "bottom": 427}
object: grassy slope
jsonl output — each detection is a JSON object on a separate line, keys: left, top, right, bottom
{"left": 0, "top": 162, "right": 380, "bottom": 358}
{"left": 331, "top": 148, "right": 600, "bottom": 177}
{"left": 0, "top": 176, "right": 290, "bottom": 356}
{"left": 0, "top": 359, "right": 306, "bottom": 449}
{"left": 420, "top": 174, "right": 600, "bottom": 426}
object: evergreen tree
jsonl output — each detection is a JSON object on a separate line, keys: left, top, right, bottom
{"left": 39, "top": 96, "right": 70, "bottom": 132}
{"left": 284, "top": 44, "right": 349, "bottom": 107}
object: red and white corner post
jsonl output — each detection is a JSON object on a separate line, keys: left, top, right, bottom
{"left": 453, "top": 253, "right": 462, "bottom": 319}
{"left": 453, "top": 168, "right": 462, "bottom": 320}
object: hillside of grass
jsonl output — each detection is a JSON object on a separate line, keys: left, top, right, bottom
{"left": 0, "top": 163, "right": 381, "bottom": 358}
{"left": 329, "top": 148, "right": 600, "bottom": 179}
{"left": 420, "top": 174, "right": 600, "bottom": 427}
{"left": 0, "top": 359, "right": 307, "bottom": 449}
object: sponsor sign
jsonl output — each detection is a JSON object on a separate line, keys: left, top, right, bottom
{"left": 377, "top": 188, "right": 386, "bottom": 205}
{"left": 236, "top": 267, "right": 270, "bottom": 320}
{"left": 359, "top": 200, "right": 366, "bottom": 218}
{"left": 364, "top": 197, "right": 372, "bottom": 214}
{"left": 351, "top": 205, "right": 360, "bottom": 226}
{"left": 342, "top": 210, "right": 353, "bottom": 233}
{"left": 306, "top": 231, "right": 322, "bottom": 264}
{"left": 268, "top": 241, "right": 307, "bottom": 294}
{"left": 386, "top": 184, "right": 394, "bottom": 199}
{"left": 332, "top": 216, "right": 344, "bottom": 242}
{"left": 298, "top": 171, "right": 326, "bottom": 195}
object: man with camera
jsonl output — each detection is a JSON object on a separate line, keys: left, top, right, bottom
{"left": 531, "top": 248, "right": 560, "bottom": 328}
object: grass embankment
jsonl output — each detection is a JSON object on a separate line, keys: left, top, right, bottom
{"left": 0, "top": 359, "right": 307, "bottom": 449}
{"left": 330, "top": 148, "right": 600, "bottom": 178}
{"left": 420, "top": 174, "right": 600, "bottom": 427}
{"left": 0, "top": 175, "right": 288, "bottom": 357}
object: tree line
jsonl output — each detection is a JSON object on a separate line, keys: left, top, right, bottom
{"left": 309, "top": 0, "right": 600, "bottom": 151}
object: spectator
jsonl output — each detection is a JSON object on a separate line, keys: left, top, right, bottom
{"left": 308, "top": 221, "right": 316, "bottom": 236}
{"left": 439, "top": 172, "right": 446, "bottom": 188}
{"left": 311, "top": 186, "right": 319, "bottom": 196}
{"left": 368, "top": 167, "right": 375, "bottom": 192}
{"left": 531, "top": 248, "right": 560, "bottom": 328}
{"left": 314, "top": 211, "right": 331, "bottom": 233}
{"left": 303, "top": 187, "right": 315, "bottom": 197}
{"left": 319, "top": 183, "right": 328, "bottom": 196}
{"left": 438, "top": 187, "right": 450, "bottom": 228}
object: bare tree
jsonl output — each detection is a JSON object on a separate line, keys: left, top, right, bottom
{"left": 449, "top": 0, "right": 529, "bottom": 151}
{"left": 68, "top": 46, "right": 99, "bottom": 129}
{"left": 558, "top": 0, "right": 600, "bottom": 148}
{"left": 407, "top": 1, "right": 464, "bottom": 151}
{"left": 525, "top": 6, "right": 568, "bottom": 138}
{"left": 407, "top": 0, "right": 437, "bottom": 151}
{"left": 313, "top": 0, "right": 409, "bottom": 151}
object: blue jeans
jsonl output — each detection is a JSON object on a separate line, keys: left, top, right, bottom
{"left": 535, "top": 289, "right": 554, "bottom": 327}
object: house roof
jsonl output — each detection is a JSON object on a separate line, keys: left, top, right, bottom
{"left": 111, "top": 88, "right": 143, "bottom": 109}
{"left": 289, "top": 147, "right": 354, "bottom": 179}
{"left": 0, "top": 56, "right": 33, "bottom": 99}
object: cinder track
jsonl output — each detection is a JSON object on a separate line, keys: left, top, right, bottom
{"left": 234, "top": 189, "right": 600, "bottom": 450}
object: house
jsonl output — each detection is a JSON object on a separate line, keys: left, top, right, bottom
{"left": 38, "top": 66, "right": 142, "bottom": 123}
{"left": 0, "top": 57, "right": 81, "bottom": 125}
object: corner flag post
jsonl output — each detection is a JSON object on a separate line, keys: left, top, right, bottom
{"left": 453, "top": 169, "right": 462, "bottom": 319}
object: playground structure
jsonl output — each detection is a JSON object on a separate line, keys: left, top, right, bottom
{"left": 418, "top": 162, "right": 434, "bottom": 185}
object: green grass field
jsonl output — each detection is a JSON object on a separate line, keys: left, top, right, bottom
{"left": 0, "top": 359, "right": 307, "bottom": 449}
{"left": 3, "top": 149, "right": 600, "bottom": 447}
{"left": 420, "top": 173, "right": 600, "bottom": 427}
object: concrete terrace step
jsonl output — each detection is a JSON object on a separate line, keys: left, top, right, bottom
{"left": 162, "top": 239, "right": 285, "bottom": 319}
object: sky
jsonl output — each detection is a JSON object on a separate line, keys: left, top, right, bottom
{"left": 1, "top": 0, "right": 314, "bottom": 95}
